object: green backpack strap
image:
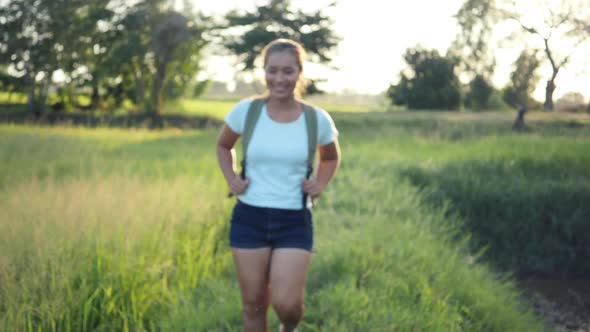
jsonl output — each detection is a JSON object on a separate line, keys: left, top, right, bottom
{"left": 239, "top": 98, "right": 265, "bottom": 179}
{"left": 302, "top": 103, "right": 318, "bottom": 209}
{"left": 242, "top": 98, "right": 265, "bottom": 160}
{"left": 302, "top": 103, "right": 318, "bottom": 171}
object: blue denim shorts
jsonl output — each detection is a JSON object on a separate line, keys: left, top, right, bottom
{"left": 229, "top": 200, "right": 313, "bottom": 251}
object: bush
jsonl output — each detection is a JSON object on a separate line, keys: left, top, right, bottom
{"left": 388, "top": 47, "right": 462, "bottom": 110}
{"left": 555, "top": 92, "right": 587, "bottom": 113}
{"left": 465, "top": 75, "right": 493, "bottom": 111}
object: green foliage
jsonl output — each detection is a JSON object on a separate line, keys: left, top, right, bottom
{"left": 0, "top": 0, "right": 117, "bottom": 114}
{"left": 465, "top": 74, "right": 494, "bottom": 111}
{"left": 502, "top": 50, "right": 541, "bottom": 109}
{"left": 106, "top": 2, "right": 208, "bottom": 115}
{"left": 0, "top": 0, "right": 208, "bottom": 115}
{"left": 149, "top": 11, "right": 207, "bottom": 113}
{"left": 388, "top": 47, "right": 462, "bottom": 110}
{"left": 222, "top": 0, "right": 339, "bottom": 95}
{"left": 224, "top": 0, "right": 339, "bottom": 69}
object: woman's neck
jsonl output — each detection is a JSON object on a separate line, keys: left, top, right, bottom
{"left": 266, "top": 96, "right": 299, "bottom": 110}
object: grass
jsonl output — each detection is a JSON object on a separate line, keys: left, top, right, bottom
{"left": 333, "top": 110, "right": 590, "bottom": 275}
{"left": 2, "top": 105, "right": 588, "bottom": 331}
{"left": 173, "top": 98, "right": 380, "bottom": 121}
{"left": 174, "top": 98, "right": 238, "bottom": 120}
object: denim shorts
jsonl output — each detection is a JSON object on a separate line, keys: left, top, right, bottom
{"left": 229, "top": 200, "right": 313, "bottom": 252}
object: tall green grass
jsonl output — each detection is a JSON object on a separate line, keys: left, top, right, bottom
{"left": 0, "top": 126, "right": 234, "bottom": 331}
{"left": 332, "top": 112, "right": 590, "bottom": 275}
{"left": 2, "top": 112, "right": 582, "bottom": 330}
{"left": 400, "top": 148, "right": 590, "bottom": 274}
{"left": 0, "top": 176, "right": 232, "bottom": 331}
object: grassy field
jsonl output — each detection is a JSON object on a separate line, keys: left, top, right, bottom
{"left": 175, "top": 97, "right": 380, "bottom": 120}
{"left": 1, "top": 101, "right": 589, "bottom": 331}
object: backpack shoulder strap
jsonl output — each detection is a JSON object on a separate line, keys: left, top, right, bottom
{"left": 302, "top": 102, "right": 318, "bottom": 209}
{"left": 242, "top": 98, "right": 265, "bottom": 161}
{"left": 302, "top": 103, "right": 318, "bottom": 170}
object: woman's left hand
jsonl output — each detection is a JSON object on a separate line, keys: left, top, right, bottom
{"left": 302, "top": 178, "right": 325, "bottom": 199}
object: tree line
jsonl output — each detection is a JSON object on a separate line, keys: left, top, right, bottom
{"left": 0, "top": 0, "right": 338, "bottom": 121}
{"left": 0, "top": 0, "right": 589, "bottom": 117}
{"left": 390, "top": 0, "right": 590, "bottom": 112}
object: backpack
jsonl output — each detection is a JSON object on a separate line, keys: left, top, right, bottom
{"left": 240, "top": 98, "right": 318, "bottom": 208}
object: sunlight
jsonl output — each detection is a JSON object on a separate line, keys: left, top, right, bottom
{"left": 191, "top": 0, "right": 589, "bottom": 101}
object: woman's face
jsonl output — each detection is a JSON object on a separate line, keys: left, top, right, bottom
{"left": 264, "top": 50, "right": 301, "bottom": 100}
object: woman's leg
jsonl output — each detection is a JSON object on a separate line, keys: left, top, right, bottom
{"left": 269, "top": 248, "right": 312, "bottom": 332}
{"left": 232, "top": 248, "right": 273, "bottom": 332}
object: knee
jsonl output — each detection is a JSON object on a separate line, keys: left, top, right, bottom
{"left": 242, "top": 294, "right": 269, "bottom": 319}
{"left": 273, "top": 299, "right": 304, "bottom": 323}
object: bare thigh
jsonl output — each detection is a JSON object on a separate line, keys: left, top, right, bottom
{"left": 232, "top": 248, "right": 273, "bottom": 306}
{"left": 269, "top": 248, "right": 312, "bottom": 305}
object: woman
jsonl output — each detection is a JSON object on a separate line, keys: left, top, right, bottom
{"left": 216, "top": 38, "right": 340, "bottom": 332}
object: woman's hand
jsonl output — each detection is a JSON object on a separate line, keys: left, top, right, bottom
{"left": 302, "top": 178, "right": 326, "bottom": 199}
{"left": 229, "top": 175, "right": 250, "bottom": 195}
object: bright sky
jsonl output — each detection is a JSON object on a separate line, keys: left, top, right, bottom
{"left": 190, "top": 0, "right": 589, "bottom": 101}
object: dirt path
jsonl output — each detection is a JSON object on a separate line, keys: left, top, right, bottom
{"left": 521, "top": 280, "right": 590, "bottom": 331}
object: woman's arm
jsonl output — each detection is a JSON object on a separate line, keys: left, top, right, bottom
{"left": 217, "top": 125, "right": 249, "bottom": 195}
{"left": 302, "top": 140, "right": 341, "bottom": 198}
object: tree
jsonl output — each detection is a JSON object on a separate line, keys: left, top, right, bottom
{"left": 0, "top": 0, "right": 120, "bottom": 112}
{"left": 502, "top": 50, "right": 541, "bottom": 109}
{"left": 388, "top": 47, "right": 462, "bottom": 110}
{"left": 453, "top": 0, "right": 590, "bottom": 111}
{"left": 500, "top": 1, "right": 590, "bottom": 111}
{"left": 0, "top": 0, "right": 68, "bottom": 114}
{"left": 502, "top": 49, "right": 541, "bottom": 130}
{"left": 0, "top": 0, "right": 208, "bottom": 117}
{"left": 450, "top": 0, "right": 499, "bottom": 110}
{"left": 106, "top": 1, "right": 207, "bottom": 116}
{"left": 222, "top": 0, "right": 339, "bottom": 95}
{"left": 449, "top": 0, "right": 499, "bottom": 81}
{"left": 62, "top": 1, "right": 117, "bottom": 110}
{"left": 151, "top": 11, "right": 205, "bottom": 116}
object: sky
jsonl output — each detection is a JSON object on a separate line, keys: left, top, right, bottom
{"left": 188, "top": 0, "right": 589, "bottom": 101}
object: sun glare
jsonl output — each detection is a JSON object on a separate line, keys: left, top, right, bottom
{"left": 196, "top": 1, "right": 588, "bottom": 100}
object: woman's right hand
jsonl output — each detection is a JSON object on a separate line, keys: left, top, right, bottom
{"left": 229, "top": 175, "right": 249, "bottom": 195}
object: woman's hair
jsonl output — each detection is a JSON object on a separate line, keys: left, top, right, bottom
{"left": 261, "top": 38, "right": 308, "bottom": 97}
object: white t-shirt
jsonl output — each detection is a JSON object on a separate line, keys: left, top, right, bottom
{"left": 225, "top": 99, "right": 339, "bottom": 210}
